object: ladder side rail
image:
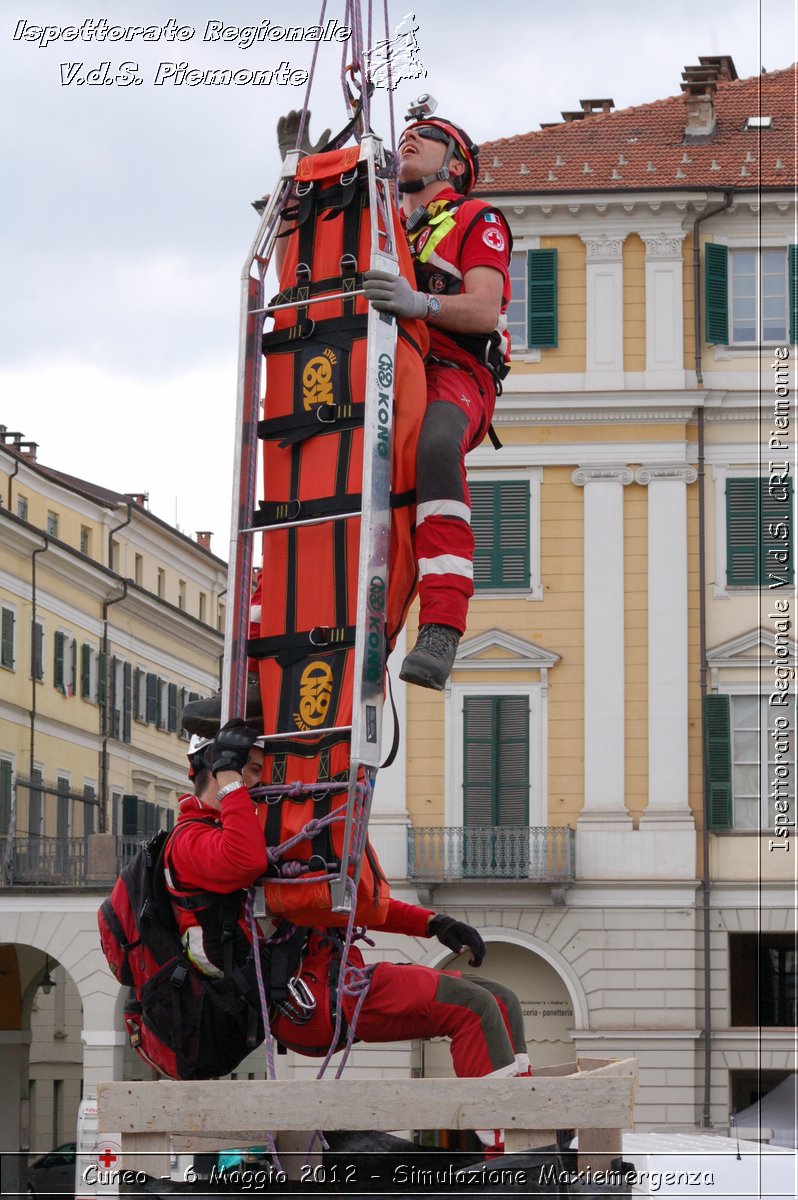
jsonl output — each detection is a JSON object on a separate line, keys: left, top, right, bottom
{"left": 330, "top": 135, "right": 399, "bottom": 913}
{"left": 221, "top": 157, "right": 301, "bottom": 725}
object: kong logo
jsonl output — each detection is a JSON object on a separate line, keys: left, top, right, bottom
{"left": 302, "top": 348, "right": 337, "bottom": 411}
{"left": 294, "top": 660, "right": 334, "bottom": 731}
{"left": 369, "top": 575, "right": 386, "bottom": 612}
{"left": 377, "top": 352, "right": 394, "bottom": 389}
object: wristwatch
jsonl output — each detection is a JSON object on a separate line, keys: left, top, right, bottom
{"left": 216, "top": 780, "right": 243, "bottom": 803}
{"left": 424, "top": 294, "right": 442, "bottom": 320}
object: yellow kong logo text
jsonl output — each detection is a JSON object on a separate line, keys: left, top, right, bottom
{"left": 302, "top": 349, "right": 337, "bottom": 411}
{"left": 294, "top": 661, "right": 334, "bottom": 730}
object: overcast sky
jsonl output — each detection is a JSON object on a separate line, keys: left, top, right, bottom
{"left": 1, "top": 0, "right": 795, "bottom": 556}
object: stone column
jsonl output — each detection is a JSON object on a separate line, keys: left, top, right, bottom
{"left": 581, "top": 234, "right": 627, "bottom": 390}
{"left": 572, "top": 467, "right": 634, "bottom": 877}
{"left": 642, "top": 232, "right": 688, "bottom": 390}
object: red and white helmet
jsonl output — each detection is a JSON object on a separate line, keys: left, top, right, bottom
{"left": 399, "top": 116, "right": 480, "bottom": 195}
{"left": 186, "top": 734, "right": 213, "bottom": 778}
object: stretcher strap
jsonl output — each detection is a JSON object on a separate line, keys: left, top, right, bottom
{"left": 257, "top": 405, "right": 365, "bottom": 448}
{"left": 247, "top": 625, "right": 356, "bottom": 667}
{"left": 269, "top": 272, "right": 365, "bottom": 308}
{"left": 261, "top": 313, "right": 368, "bottom": 353}
{"left": 253, "top": 492, "right": 362, "bottom": 527}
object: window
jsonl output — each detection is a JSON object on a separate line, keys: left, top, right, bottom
{"left": 109, "top": 539, "right": 120, "bottom": 572}
{"left": 178, "top": 580, "right": 187, "bottom": 611}
{"left": 157, "top": 568, "right": 165, "bottom": 599}
{"left": 472, "top": 479, "right": 531, "bottom": 590}
{"left": 80, "top": 643, "right": 99, "bottom": 702}
{"left": 33, "top": 620, "right": 44, "bottom": 681}
{"left": 1, "top": 605, "right": 15, "bottom": 670}
{"left": 110, "top": 659, "right": 132, "bottom": 742}
{"left": 80, "top": 526, "right": 91, "bottom": 556}
{"left": 17, "top": 495, "right": 28, "bottom": 521}
{"left": 703, "top": 693, "right": 795, "bottom": 829}
{"left": 56, "top": 775, "right": 71, "bottom": 840}
{"left": 463, "top": 695, "right": 529, "bottom": 827}
{"left": 507, "top": 248, "right": 558, "bottom": 350}
{"left": 729, "top": 934, "right": 796, "bottom": 1026}
{"left": 705, "top": 244, "right": 797, "bottom": 345}
{"left": 46, "top": 511, "right": 59, "bottom": 537}
{"left": 134, "top": 668, "right": 147, "bottom": 721}
{"left": 199, "top": 592, "right": 207, "bottom": 623}
{"left": 218, "top": 602, "right": 225, "bottom": 632}
{"left": 0, "top": 758, "right": 12, "bottom": 833}
{"left": 167, "top": 683, "right": 179, "bottom": 733}
{"left": 134, "top": 554, "right": 143, "bottom": 587}
{"left": 726, "top": 477, "right": 793, "bottom": 587}
{"left": 53, "top": 633, "right": 77, "bottom": 697}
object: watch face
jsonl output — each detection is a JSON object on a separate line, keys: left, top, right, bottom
{"left": 426, "top": 295, "right": 442, "bottom": 316}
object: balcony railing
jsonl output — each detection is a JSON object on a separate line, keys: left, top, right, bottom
{"left": 1, "top": 834, "right": 149, "bottom": 886}
{"left": 407, "top": 825, "right": 575, "bottom": 883}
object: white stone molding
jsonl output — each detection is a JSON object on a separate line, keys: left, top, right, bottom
{"left": 635, "top": 466, "right": 696, "bottom": 823}
{"left": 642, "top": 232, "right": 687, "bottom": 261}
{"left": 636, "top": 465, "right": 698, "bottom": 485}
{"left": 581, "top": 236, "right": 627, "bottom": 387}
{"left": 581, "top": 234, "right": 626, "bottom": 261}
{"left": 572, "top": 466, "right": 632, "bottom": 821}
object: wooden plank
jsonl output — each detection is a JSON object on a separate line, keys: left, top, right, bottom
{"left": 119, "top": 1132, "right": 170, "bottom": 1181}
{"left": 504, "top": 1129, "right": 556, "bottom": 1153}
{"left": 532, "top": 1061, "right": 579, "bottom": 1078}
{"left": 577, "top": 1127, "right": 622, "bottom": 1175}
{"left": 98, "top": 1074, "right": 636, "bottom": 1136}
{"left": 577, "top": 1056, "right": 638, "bottom": 1078}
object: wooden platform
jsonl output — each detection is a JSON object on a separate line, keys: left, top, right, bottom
{"left": 97, "top": 1057, "right": 637, "bottom": 1178}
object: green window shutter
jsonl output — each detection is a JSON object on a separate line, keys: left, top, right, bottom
{"left": 463, "top": 695, "right": 530, "bottom": 826}
{"left": 727, "top": 478, "right": 794, "bottom": 586}
{"left": 705, "top": 242, "right": 729, "bottom": 345}
{"left": 167, "top": 683, "right": 178, "bottom": 733}
{"left": 54, "top": 632, "right": 65, "bottom": 691}
{"left": 156, "top": 678, "right": 165, "bottom": 729}
{"left": 97, "top": 650, "right": 107, "bottom": 706}
{"left": 1, "top": 608, "right": 14, "bottom": 669}
{"left": 472, "top": 480, "right": 530, "bottom": 590}
{"left": 145, "top": 673, "right": 158, "bottom": 724}
{"left": 33, "top": 623, "right": 44, "bottom": 681}
{"left": 110, "top": 656, "right": 120, "bottom": 739}
{"left": 703, "top": 694, "right": 732, "bottom": 829}
{"left": 81, "top": 644, "right": 92, "bottom": 698}
{"left": 123, "top": 662, "right": 132, "bottom": 743}
{"left": 527, "top": 248, "right": 558, "bottom": 348}
{"left": 122, "top": 793, "right": 139, "bottom": 836}
{"left": 83, "top": 784, "right": 96, "bottom": 836}
{"left": 789, "top": 244, "right": 797, "bottom": 345}
{"left": 70, "top": 638, "right": 77, "bottom": 696}
{"left": 0, "top": 760, "right": 12, "bottom": 832}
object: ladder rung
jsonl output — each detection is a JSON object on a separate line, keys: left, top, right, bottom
{"left": 256, "top": 725, "right": 353, "bottom": 743}
{"left": 241, "top": 511, "right": 361, "bottom": 535}
{"left": 254, "top": 288, "right": 366, "bottom": 316}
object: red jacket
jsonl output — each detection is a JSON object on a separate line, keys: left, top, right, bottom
{"left": 168, "top": 789, "right": 433, "bottom": 939}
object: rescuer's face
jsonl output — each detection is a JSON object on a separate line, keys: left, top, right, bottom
{"left": 398, "top": 126, "right": 447, "bottom": 184}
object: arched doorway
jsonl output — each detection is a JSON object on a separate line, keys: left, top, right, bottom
{"left": 421, "top": 941, "right": 575, "bottom": 1076}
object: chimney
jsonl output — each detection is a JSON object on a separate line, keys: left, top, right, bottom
{"left": 125, "top": 493, "right": 149, "bottom": 507}
{"left": 699, "top": 54, "right": 738, "bottom": 81}
{"left": 681, "top": 63, "right": 719, "bottom": 138}
{"left": 196, "top": 531, "right": 212, "bottom": 551}
{"left": 19, "top": 441, "right": 38, "bottom": 462}
{"left": 580, "top": 98, "right": 615, "bottom": 115}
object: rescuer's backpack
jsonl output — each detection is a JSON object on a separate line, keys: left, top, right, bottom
{"left": 97, "top": 825, "right": 264, "bottom": 1080}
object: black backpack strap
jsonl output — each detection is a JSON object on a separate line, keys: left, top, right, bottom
{"left": 268, "top": 925, "right": 309, "bottom": 1004}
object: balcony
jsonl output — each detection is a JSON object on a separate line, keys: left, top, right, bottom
{"left": 407, "top": 825, "right": 575, "bottom": 883}
{"left": 1, "top": 834, "right": 146, "bottom": 887}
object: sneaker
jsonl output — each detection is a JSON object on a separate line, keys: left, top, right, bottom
{"left": 181, "top": 676, "right": 263, "bottom": 737}
{"left": 399, "top": 623, "right": 461, "bottom": 690}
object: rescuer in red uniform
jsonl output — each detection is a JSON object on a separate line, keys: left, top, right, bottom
{"left": 363, "top": 103, "right": 512, "bottom": 690}
{"left": 167, "top": 723, "right": 530, "bottom": 1148}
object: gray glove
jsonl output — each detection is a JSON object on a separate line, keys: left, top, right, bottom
{"left": 363, "top": 270, "right": 427, "bottom": 320}
{"left": 276, "top": 109, "right": 331, "bottom": 160}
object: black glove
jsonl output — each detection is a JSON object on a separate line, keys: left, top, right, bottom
{"left": 428, "top": 914, "right": 486, "bottom": 968}
{"left": 211, "top": 719, "right": 260, "bottom": 778}
{"left": 276, "top": 109, "right": 331, "bottom": 160}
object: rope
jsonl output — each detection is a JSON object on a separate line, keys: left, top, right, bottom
{"left": 295, "top": 0, "right": 328, "bottom": 152}
{"left": 245, "top": 887, "right": 284, "bottom": 1173}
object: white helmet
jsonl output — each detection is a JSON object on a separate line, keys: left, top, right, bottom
{"left": 187, "top": 733, "right": 213, "bottom": 778}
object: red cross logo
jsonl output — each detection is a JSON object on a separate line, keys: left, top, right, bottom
{"left": 98, "top": 1149, "right": 118, "bottom": 1169}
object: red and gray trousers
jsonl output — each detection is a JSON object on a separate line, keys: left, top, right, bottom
{"left": 415, "top": 359, "right": 495, "bottom": 634}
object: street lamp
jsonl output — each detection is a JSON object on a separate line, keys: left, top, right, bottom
{"left": 39, "top": 955, "right": 56, "bottom": 995}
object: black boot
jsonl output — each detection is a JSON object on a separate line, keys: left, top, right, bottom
{"left": 181, "top": 676, "right": 263, "bottom": 737}
{"left": 399, "top": 624, "right": 461, "bottom": 691}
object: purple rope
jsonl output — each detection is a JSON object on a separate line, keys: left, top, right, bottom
{"left": 295, "top": 0, "right": 328, "bottom": 152}
{"left": 244, "top": 888, "right": 284, "bottom": 1173}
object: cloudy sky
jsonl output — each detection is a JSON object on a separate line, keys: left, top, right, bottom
{"left": 1, "top": 0, "right": 795, "bottom": 554}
